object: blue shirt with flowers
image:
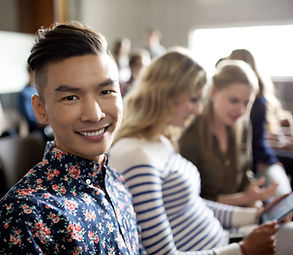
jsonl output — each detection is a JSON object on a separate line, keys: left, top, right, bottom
{"left": 0, "top": 142, "right": 145, "bottom": 255}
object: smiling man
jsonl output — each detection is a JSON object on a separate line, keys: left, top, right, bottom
{"left": 0, "top": 21, "right": 145, "bottom": 254}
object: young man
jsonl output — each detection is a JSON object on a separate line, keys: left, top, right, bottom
{"left": 0, "top": 21, "right": 145, "bottom": 254}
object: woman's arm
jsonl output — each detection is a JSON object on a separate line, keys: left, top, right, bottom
{"left": 217, "top": 177, "right": 278, "bottom": 207}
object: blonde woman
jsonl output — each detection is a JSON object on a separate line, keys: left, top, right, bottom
{"left": 109, "top": 49, "right": 285, "bottom": 255}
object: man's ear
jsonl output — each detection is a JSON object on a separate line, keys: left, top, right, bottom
{"left": 32, "top": 95, "right": 49, "bottom": 124}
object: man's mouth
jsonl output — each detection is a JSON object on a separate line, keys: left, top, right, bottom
{"left": 77, "top": 126, "right": 108, "bottom": 137}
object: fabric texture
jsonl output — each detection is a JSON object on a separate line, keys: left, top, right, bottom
{"left": 109, "top": 136, "right": 258, "bottom": 255}
{"left": 0, "top": 141, "right": 145, "bottom": 255}
{"left": 250, "top": 96, "right": 278, "bottom": 169}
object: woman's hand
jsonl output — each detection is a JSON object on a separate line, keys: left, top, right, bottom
{"left": 240, "top": 221, "right": 279, "bottom": 255}
{"left": 217, "top": 177, "right": 278, "bottom": 207}
{"left": 257, "top": 193, "right": 293, "bottom": 223}
{"left": 244, "top": 177, "right": 278, "bottom": 206}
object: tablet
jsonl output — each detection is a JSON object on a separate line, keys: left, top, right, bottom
{"left": 261, "top": 192, "right": 293, "bottom": 223}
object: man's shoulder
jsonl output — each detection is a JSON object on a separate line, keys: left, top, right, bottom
{"left": 0, "top": 159, "right": 52, "bottom": 207}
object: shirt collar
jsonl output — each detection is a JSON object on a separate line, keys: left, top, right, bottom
{"left": 43, "top": 141, "right": 108, "bottom": 179}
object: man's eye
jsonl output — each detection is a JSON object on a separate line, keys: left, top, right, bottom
{"left": 100, "top": 90, "right": 113, "bottom": 95}
{"left": 63, "top": 95, "right": 78, "bottom": 101}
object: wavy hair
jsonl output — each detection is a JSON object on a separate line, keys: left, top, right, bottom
{"left": 114, "top": 47, "right": 206, "bottom": 142}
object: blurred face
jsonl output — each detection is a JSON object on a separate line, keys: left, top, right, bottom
{"left": 212, "top": 82, "right": 254, "bottom": 126}
{"left": 169, "top": 89, "right": 204, "bottom": 127}
{"left": 32, "top": 54, "right": 123, "bottom": 163}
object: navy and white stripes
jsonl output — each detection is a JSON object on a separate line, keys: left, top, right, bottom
{"left": 109, "top": 136, "right": 249, "bottom": 255}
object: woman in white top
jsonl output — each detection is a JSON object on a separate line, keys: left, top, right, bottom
{"left": 109, "top": 48, "right": 292, "bottom": 255}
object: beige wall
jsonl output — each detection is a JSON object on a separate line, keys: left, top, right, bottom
{"left": 71, "top": 0, "right": 293, "bottom": 48}
{"left": 1, "top": 0, "right": 293, "bottom": 111}
{"left": 0, "top": 0, "right": 18, "bottom": 31}
{"left": 2, "top": 0, "right": 293, "bottom": 48}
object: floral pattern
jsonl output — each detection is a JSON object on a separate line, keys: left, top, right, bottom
{"left": 0, "top": 142, "right": 145, "bottom": 254}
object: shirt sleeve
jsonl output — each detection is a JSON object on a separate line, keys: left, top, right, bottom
{"left": 0, "top": 198, "right": 49, "bottom": 254}
{"left": 205, "top": 199, "right": 258, "bottom": 228}
{"left": 250, "top": 96, "right": 278, "bottom": 167}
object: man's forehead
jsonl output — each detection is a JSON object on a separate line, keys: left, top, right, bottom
{"left": 47, "top": 54, "right": 115, "bottom": 76}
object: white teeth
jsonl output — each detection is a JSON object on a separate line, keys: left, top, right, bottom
{"left": 79, "top": 128, "right": 105, "bottom": 137}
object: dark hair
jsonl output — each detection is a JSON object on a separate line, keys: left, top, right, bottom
{"left": 129, "top": 54, "right": 141, "bottom": 67}
{"left": 27, "top": 21, "right": 108, "bottom": 98}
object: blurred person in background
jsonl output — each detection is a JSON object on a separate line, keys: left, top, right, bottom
{"left": 18, "top": 66, "right": 49, "bottom": 139}
{"left": 227, "top": 49, "right": 292, "bottom": 196}
{"left": 144, "top": 27, "right": 166, "bottom": 59}
{"left": 120, "top": 48, "right": 151, "bottom": 97}
{"left": 112, "top": 37, "right": 131, "bottom": 83}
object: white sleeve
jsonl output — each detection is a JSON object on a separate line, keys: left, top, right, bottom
{"left": 213, "top": 243, "right": 242, "bottom": 255}
{"left": 205, "top": 199, "right": 258, "bottom": 228}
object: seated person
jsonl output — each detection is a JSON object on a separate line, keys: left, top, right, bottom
{"left": 120, "top": 49, "right": 151, "bottom": 97}
{"left": 19, "top": 66, "right": 44, "bottom": 133}
{"left": 143, "top": 28, "right": 166, "bottom": 58}
{"left": 0, "top": 21, "right": 145, "bottom": 254}
{"left": 0, "top": 100, "right": 17, "bottom": 138}
{"left": 179, "top": 59, "right": 280, "bottom": 207}
{"left": 112, "top": 38, "right": 131, "bottom": 83}
{"left": 227, "top": 49, "right": 292, "bottom": 196}
{"left": 109, "top": 48, "right": 292, "bottom": 255}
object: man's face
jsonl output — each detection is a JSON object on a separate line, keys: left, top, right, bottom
{"left": 33, "top": 54, "right": 123, "bottom": 163}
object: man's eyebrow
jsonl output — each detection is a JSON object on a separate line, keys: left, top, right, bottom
{"left": 99, "top": 79, "right": 118, "bottom": 87}
{"left": 54, "top": 85, "right": 80, "bottom": 93}
{"left": 54, "top": 79, "right": 118, "bottom": 93}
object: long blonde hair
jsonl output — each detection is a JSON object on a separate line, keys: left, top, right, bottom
{"left": 228, "top": 49, "right": 292, "bottom": 133}
{"left": 114, "top": 47, "right": 206, "bottom": 142}
{"left": 199, "top": 60, "right": 259, "bottom": 167}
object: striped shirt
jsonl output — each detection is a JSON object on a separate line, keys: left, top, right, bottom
{"left": 109, "top": 136, "right": 257, "bottom": 255}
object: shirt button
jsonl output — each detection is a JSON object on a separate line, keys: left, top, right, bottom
{"left": 86, "top": 179, "right": 91, "bottom": 185}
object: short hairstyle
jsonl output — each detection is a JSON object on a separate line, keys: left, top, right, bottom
{"left": 115, "top": 47, "right": 206, "bottom": 141}
{"left": 129, "top": 54, "right": 142, "bottom": 68}
{"left": 27, "top": 21, "right": 108, "bottom": 99}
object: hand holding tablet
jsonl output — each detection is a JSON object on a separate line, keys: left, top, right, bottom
{"left": 260, "top": 192, "right": 293, "bottom": 223}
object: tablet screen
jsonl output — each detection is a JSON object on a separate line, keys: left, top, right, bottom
{"left": 261, "top": 193, "right": 293, "bottom": 223}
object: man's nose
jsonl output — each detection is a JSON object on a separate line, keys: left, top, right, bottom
{"left": 81, "top": 99, "right": 105, "bottom": 122}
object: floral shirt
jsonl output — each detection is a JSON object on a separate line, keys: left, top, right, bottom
{"left": 0, "top": 142, "right": 145, "bottom": 255}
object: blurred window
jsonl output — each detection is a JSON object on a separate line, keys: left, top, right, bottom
{"left": 0, "top": 31, "right": 34, "bottom": 93}
{"left": 190, "top": 25, "right": 293, "bottom": 80}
